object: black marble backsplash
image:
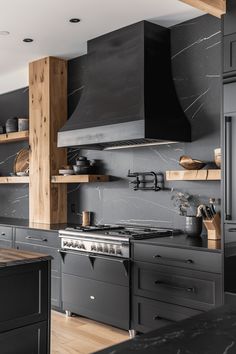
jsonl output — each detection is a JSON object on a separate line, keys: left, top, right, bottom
{"left": 0, "top": 15, "right": 222, "bottom": 230}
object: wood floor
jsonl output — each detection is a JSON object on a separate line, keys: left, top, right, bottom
{"left": 51, "top": 311, "right": 129, "bottom": 354}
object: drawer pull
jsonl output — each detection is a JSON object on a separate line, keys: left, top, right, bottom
{"left": 153, "top": 254, "right": 194, "bottom": 265}
{"left": 154, "top": 280, "right": 196, "bottom": 293}
{"left": 1, "top": 233, "right": 6, "bottom": 236}
{"left": 25, "top": 236, "right": 48, "bottom": 242}
{"left": 90, "top": 296, "right": 95, "bottom": 300}
{"left": 153, "top": 315, "right": 175, "bottom": 322}
{"left": 228, "top": 228, "right": 236, "bottom": 232}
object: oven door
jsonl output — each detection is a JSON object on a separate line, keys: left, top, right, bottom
{"left": 59, "top": 250, "right": 130, "bottom": 330}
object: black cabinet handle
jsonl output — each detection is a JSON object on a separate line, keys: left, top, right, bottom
{"left": 154, "top": 280, "right": 196, "bottom": 293}
{"left": 228, "top": 228, "right": 236, "bottom": 233}
{"left": 153, "top": 254, "right": 194, "bottom": 265}
{"left": 225, "top": 116, "right": 232, "bottom": 220}
{"left": 25, "top": 236, "right": 48, "bottom": 242}
{"left": 153, "top": 315, "right": 175, "bottom": 322}
{"left": 1, "top": 232, "right": 6, "bottom": 236}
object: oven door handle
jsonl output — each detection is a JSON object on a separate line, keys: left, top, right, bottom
{"left": 58, "top": 250, "right": 129, "bottom": 276}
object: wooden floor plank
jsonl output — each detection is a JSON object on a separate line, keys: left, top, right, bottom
{"left": 51, "top": 311, "right": 129, "bottom": 354}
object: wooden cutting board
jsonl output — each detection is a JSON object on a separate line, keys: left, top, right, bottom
{"left": 14, "top": 148, "right": 29, "bottom": 174}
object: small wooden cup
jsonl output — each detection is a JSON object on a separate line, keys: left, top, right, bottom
{"left": 203, "top": 213, "right": 221, "bottom": 240}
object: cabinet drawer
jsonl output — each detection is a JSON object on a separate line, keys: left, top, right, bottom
{"left": 62, "top": 274, "right": 129, "bottom": 330}
{"left": 0, "top": 240, "right": 13, "bottom": 249}
{"left": 15, "top": 228, "right": 59, "bottom": 248}
{"left": 133, "top": 296, "right": 202, "bottom": 333}
{"left": 61, "top": 251, "right": 129, "bottom": 287}
{"left": 15, "top": 243, "right": 60, "bottom": 276}
{"left": 133, "top": 243, "right": 222, "bottom": 273}
{"left": 0, "top": 321, "right": 48, "bottom": 354}
{"left": 133, "top": 262, "right": 223, "bottom": 311}
{"left": 0, "top": 226, "right": 12, "bottom": 241}
{"left": 224, "top": 33, "right": 236, "bottom": 73}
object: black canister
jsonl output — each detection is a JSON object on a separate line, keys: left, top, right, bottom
{"left": 185, "top": 216, "right": 202, "bottom": 237}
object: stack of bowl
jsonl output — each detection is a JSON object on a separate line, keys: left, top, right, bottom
{"left": 73, "top": 157, "right": 92, "bottom": 175}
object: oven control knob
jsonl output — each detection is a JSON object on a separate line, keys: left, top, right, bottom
{"left": 97, "top": 245, "right": 103, "bottom": 252}
{"left": 91, "top": 244, "right": 97, "bottom": 251}
{"left": 110, "top": 247, "right": 115, "bottom": 254}
{"left": 116, "top": 248, "right": 122, "bottom": 255}
{"left": 80, "top": 244, "right": 85, "bottom": 250}
{"left": 103, "top": 245, "right": 109, "bottom": 253}
{"left": 64, "top": 241, "right": 68, "bottom": 246}
{"left": 68, "top": 242, "right": 73, "bottom": 247}
{"left": 74, "top": 243, "right": 79, "bottom": 248}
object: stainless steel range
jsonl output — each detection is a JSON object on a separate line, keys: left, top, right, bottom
{"left": 59, "top": 224, "right": 181, "bottom": 333}
{"left": 59, "top": 225, "right": 181, "bottom": 259}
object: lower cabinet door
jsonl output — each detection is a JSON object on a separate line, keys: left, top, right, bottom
{"left": 62, "top": 273, "right": 130, "bottom": 330}
{"left": 133, "top": 296, "right": 202, "bottom": 333}
{"left": 0, "top": 321, "right": 48, "bottom": 354}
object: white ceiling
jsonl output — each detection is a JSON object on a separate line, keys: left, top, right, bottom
{"left": 0, "top": 0, "right": 203, "bottom": 93}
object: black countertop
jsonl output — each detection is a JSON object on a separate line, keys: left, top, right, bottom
{"left": 0, "top": 217, "right": 73, "bottom": 231}
{"left": 94, "top": 305, "right": 236, "bottom": 354}
{"left": 132, "top": 234, "right": 222, "bottom": 253}
{"left": 0, "top": 218, "right": 222, "bottom": 252}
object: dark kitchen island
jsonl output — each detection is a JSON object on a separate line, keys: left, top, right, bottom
{"left": 95, "top": 305, "right": 236, "bottom": 354}
{"left": 0, "top": 248, "right": 51, "bottom": 354}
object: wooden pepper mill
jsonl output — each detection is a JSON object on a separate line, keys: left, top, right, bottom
{"left": 82, "top": 211, "right": 91, "bottom": 227}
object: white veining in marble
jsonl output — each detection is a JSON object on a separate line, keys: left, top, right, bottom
{"left": 172, "top": 31, "right": 221, "bottom": 59}
{"left": 184, "top": 88, "right": 209, "bottom": 113}
{"left": 206, "top": 41, "right": 221, "bottom": 50}
{"left": 191, "top": 103, "right": 204, "bottom": 119}
{"left": 68, "top": 85, "right": 85, "bottom": 97}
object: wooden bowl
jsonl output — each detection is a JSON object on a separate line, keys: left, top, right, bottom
{"left": 214, "top": 148, "right": 221, "bottom": 168}
{"left": 179, "top": 155, "right": 206, "bottom": 170}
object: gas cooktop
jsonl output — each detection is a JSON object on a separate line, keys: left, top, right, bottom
{"left": 64, "top": 224, "right": 181, "bottom": 240}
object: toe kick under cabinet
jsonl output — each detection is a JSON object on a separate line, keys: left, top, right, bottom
{"left": 132, "top": 242, "right": 223, "bottom": 333}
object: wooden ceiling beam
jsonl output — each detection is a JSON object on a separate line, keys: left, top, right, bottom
{"left": 179, "top": 0, "right": 226, "bottom": 18}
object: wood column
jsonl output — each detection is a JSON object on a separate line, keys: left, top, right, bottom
{"left": 29, "top": 57, "right": 67, "bottom": 224}
{"left": 179, "top": 0, "right": 226, "bottom": 18}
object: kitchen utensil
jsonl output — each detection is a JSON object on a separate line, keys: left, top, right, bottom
{"left": 77, "top": 156, "right": 87, "bottom": 162}
{"left": 179, "top": 155, "right": 206, "bottom": 170}
{"left": 16, "top": 171, "right": 28, "bottom": 177}
{"left": 209, "top": 198, "right": 216, "bottom": 215}
{"left": 73, "top": 165, "right": 90, "bottom": 174}
{"left": 18, "top": 118, "right": 29, "bottom": 132}
{"left": 214, "top": 148, "right": 221, "bottom": 168}
{"left": 59, "top": 169, "right": 74, "bottom": 176}
{"left": 14, "top": 148, "right": 29, "bottom": 174}
{"left": 5, "top": 117, "right": 18, "bottom": 133}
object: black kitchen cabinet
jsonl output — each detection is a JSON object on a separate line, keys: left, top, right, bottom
{"left": 0, "top": 226, "right": 13, "bottom": 249}
{"left": 132, "top": 242, "right": 223, "bottom": 333}
{"left": 0, "top": 321, "right": 48, "bottom": 354}
{"left": 223, "top": 0, "right": 236, "bottom": 36}
{"left": 224, "top": 34, "right": 236, "bottom": 74}
{"left": 223, "top": 86, "right": 236, "bottom": 222}
{"left": 133, "top": 296, "right": 202, "bottom": 333}
{"left": 15, "top": 227, "right": 62, "bottom": 310}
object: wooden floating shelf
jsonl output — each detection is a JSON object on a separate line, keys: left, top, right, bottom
{"left": 0, "top": 131, "right": 29, "bottom": 144}
{"left": 0, "top": 176, "right": 29, "bottom": 184}
{"left": 166, "top": 169, "right": 221, "bottom": 181}
{"left": 51, "top": 175, "right": 110, "bottom": 184}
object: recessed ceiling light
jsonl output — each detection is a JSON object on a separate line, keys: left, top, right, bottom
{"left": 23, "top": 38, "right": 34, "bottom": 43}
{"left": 69, "top": 18, "right": 81, "bottom": 23}
{"left": 0, "top": 31, "right": 10, "bottom": 36}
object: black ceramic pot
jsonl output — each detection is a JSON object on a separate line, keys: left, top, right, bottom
{"left": 185, "top": 216, "right": 202, "bottom": 237}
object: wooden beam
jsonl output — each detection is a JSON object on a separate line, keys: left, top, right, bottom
{"left": 0, "top": 177, "right": 29, "bottom": 184}
{"left": 29, "top": 57, "right": 67, "bottom": 224}
{"left": 179, "top": 0, "right": 226, "bottom": 18}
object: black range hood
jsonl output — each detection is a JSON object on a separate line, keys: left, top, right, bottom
{"left": 58, "top": 21, "right": 191, "bottom": 149}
